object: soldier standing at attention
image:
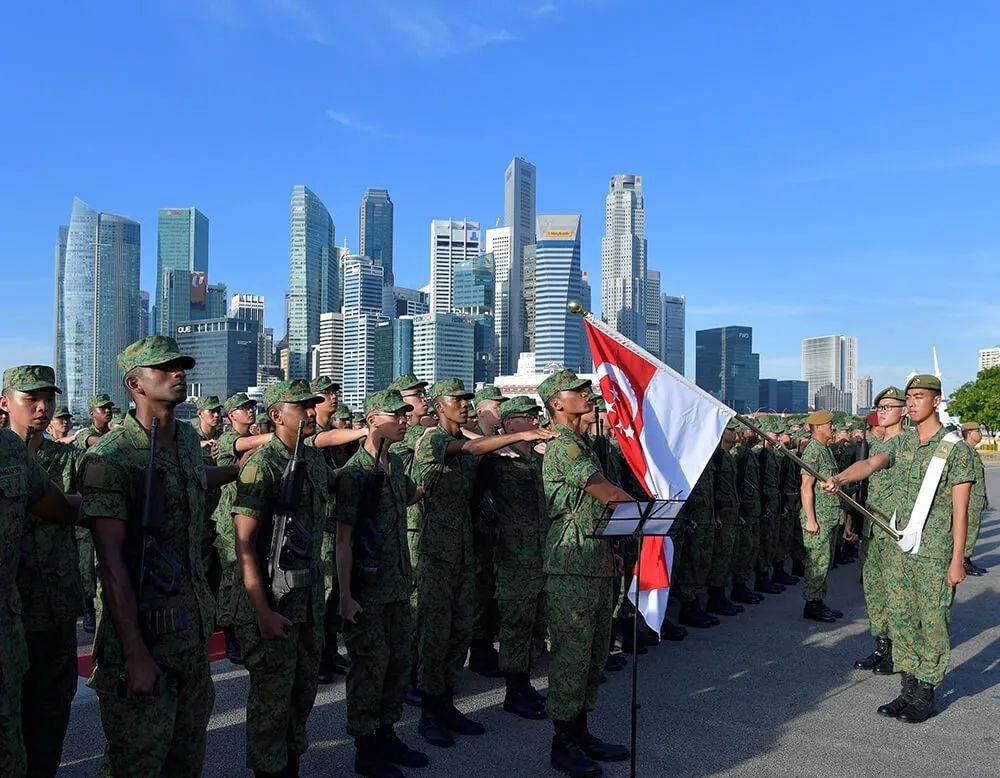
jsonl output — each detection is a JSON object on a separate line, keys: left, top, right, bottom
{"left": 775, "top": 430, "right": 802, "bottom": 587}
{"left": 193, "top": 396, "right": 224, "bottom": 609}
{"left": 828, "top": 375, "right": 975, "bottom": 723}
{"left": 336, "top": 390, "right": 429, "bottom": 778}
{"left": 3, "top": 366, "right": 83, "bottom": 777}
{"left": 47, "top": 405, "right": 75, "bottom": 442}
{"left": 231, "top": 380, "right": 338, "bottom": 777}
{"left": 730, "top": 425, "right": 763, "bottom": 605}
{"left": 73, "top": 393, "right": 114, "bottom": 450}
{"left": 706, "top": 427, "right": 742, "bottom": 617}
{"left": 673, "top": 462, "right": 718, "bottom": 629}
{"left": 960, "top": 422, "right": 988, "bottom": 576}
{"left": 799, "top": 411, "right": 844, "bottom": 623}
{"left": 854, "top": 387, "right": 906, "bottom": 673}
{"left": 754, "top": 429, "right": 785, "bottom": 595}
{"left": 213, "top": 392, "right": 273, "bottom": 665}
{"left": 80, "top": 336, "right": 241, "bottom": 776}
{"left": 538, "top": 369, "right": 631, "bottom": 777}
{"left": 412, "top": 379, "right": 553, "bottom": 748}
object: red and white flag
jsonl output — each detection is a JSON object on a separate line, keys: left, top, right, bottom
{"left": 582, "top": 312, "right": 735, "bottom": 635}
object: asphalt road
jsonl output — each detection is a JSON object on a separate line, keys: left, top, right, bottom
{"left": 60, "top": 468, "right": 1000, "bottom": 776}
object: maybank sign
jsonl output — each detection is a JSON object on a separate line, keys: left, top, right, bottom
{"left": 543, "top": 230, "right": 575, "bottom": 238}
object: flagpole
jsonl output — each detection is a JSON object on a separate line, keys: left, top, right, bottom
{"left": 630, "top": 524, "right": 641, "bottom": 778}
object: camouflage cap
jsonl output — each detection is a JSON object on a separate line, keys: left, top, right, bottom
{"left": 960, "top": 421, "right": 980, "bottom": 432}
{"left": 473, "top": 385, "right": 510, "bottom": 406}
{"left": 725, "top": 418, "right": 740, "bottom": 431}
{"left": 333, "top": 405, "right": 354, "bottom": 420}
{"left": 254, "top": 411, "right": 271, "bottom": 426}
{"left": 117, "top": 335, "right": 195, "bottom": 378}
{"left": 224, "top": 392, "right": 255, "bottom": 414}
{"left": 387, "top": 372, "right": 428, "bottom": 392}
{"left": 499, "top": 395, "right": 542, "bottom": 421}
{"left": 364, "top": 389, "right": 413, "bottom": 416}
{"left": 88, "top": 393, "right": 114, "bottom": 410}
{"left": 2, "top": 364, "right": 61, "bottom": 394}
{"left": 874, "top": 386, "right": 906, "bottom": 406}
{"left": 53, "top": 405, "right": 72, "bottom": 418}
{"left": 466, "top": 404, "right": 478, "bottom": 419}
{"left": 429, "top": 377, "right": 474, "bottom": 400}
{"left": 111, "top": 411, "right": 126, "bottom": 425}
{"left": 262, "top": 379, "right": 323, "bottom": 410}
{"left": 905, "top": 374, "right": 941, "bottom": 393}
{"left": 309, "top": 375, "right": 341, "bottom": 394}
{"left": 195, "top": 395, "right": 223, "bottom": 411}
{"left": 806, "top": 410, "right": 834, "bottom": 426}
{"left": 352, "top": 411, "right": 366, "bottom": 422}
{"left": 537, "top": 369, "right": 592, "bottom": 406}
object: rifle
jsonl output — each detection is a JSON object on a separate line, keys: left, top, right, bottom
{"left": 352, "top": 437, "right": 387, "bottom": 594}
{"left": 267, "top": 420, "right": 314, "bottom": 608}
{"left": 594, "top": 414, "right": 609, "bottom": 474}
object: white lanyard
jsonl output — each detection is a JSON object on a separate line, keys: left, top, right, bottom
{"left": 892, "top": 431, "right": 961, "bottom": 554}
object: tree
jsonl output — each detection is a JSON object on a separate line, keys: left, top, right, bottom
{"left": 948, "top": 366, "right": 1000, "bottom": 436}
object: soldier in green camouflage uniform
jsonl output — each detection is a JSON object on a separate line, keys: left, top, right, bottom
{"left": 231, "top": 380, "right": 337, "bottom": 776}
{"left": 80, "top": 337, "right": 239, "bottom": 777}
{"left": 1, "top": 366, "right": 83, "bottom": 777}
{"left": 831, "top": 375, "right": 976, "bottom": 722}
{"left": 673, "top": 460, "right": 718, "bottom": 628}
{"left": 706, "top": 428, "right": 742, "bottom": 617}
{"left": 47, "top": 405, "right": 74, "bottom": 443}
{"left": 960, "top": 422, "right": 988, "bottom": 575}
{"left": 754, "top": 430, "right": 785, "bottom": 595}
{"left": 335, "top": 390, "right": 429, "bottom": 776}
{"left": 193, "top": 396, "right": 224, "bottom": 625}
{"left": 799, "top": 411, "right": 843, "bottom": 623}
{"left": 539, "top": 370, "right": 630, "bottom": 776}
{"left": 482, "top": 396, "right": 549, "bottom": 719}
{"left": 730, "top": 424, "right": 764, "bottom": 605}
{"left": 774, "top": 431, "right": 803, "bottom": 586}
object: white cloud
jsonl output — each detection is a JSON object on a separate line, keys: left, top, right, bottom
{"left": 325, "top": 110, "right": 395, "bottom": 138}
{"left": 376, "top": 1, "right": 515, "bottom": 57}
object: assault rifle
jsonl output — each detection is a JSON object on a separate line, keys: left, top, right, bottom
{"left": 268, "top": 420, "right": 314, "bottom": 608}
{"left": 352, "top": 437, "right": 387, "bottom": 594}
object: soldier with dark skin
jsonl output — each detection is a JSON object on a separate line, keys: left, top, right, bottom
{"left": 2, "top": 366, "right": 83, "bottom": 778}
{"left": 81, "top": 337, "right": 241, "bottom": 777}
{"left": 193, "top": 396, "right": 224, "bottom": 627}
{"left": 335, "top": 390, "right": 429, "bottom": 778}
{"left": 74, "top": 394, "right": 114, "bottom": 450}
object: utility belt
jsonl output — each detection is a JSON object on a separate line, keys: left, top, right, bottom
{"left": 140, "top": 601, "right": 190, "bottom": 637}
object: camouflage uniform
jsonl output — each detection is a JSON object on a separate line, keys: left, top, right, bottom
{"left": 80, "top": 410, "right": 216, "bottom": 777}
{"left": 74, "top": 398, "right": 111, "bottom": 607}
{"left": 964, "top": 447, "right": 987, "bottom": 557}
{"left": 884, "top": 426, "right": 976, "bottom": 684}
{"left": 730, "top": 441, "right": 761, "bottom": 589}
{"left": 707, "top": 447, "right": 739, "bottom": 588}
{"left": 861, "top": 432, "right": 902, "bottom": 639}
{"left": 0, "top": 430, "right": 57, "bottom": 778}
{"left": 777, "top": 452, "right": 800, "bottom": 564}
{"left": 337, "top": 436, "right": 417, "bottom": 736}
{"left": 231, "top": 389, "right": 335, "bottom": 773}
{"left": 193, "top": 399, "right": 222, "bottom": 605}
{"left": 756, "top": 444, "right": 781, "bottom": 576}
{"left": 799, "top": 438, "right": 840, "bottom": 601}
{"left": 18, "top": 436, "right": 82, "bottom": 776}
{"left": 211, "top": 424, "right": 247, "bottom": 629}
{"left": 672, "top": 463, "right": 715, "bottom": 603}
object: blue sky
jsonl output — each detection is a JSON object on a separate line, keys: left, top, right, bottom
{"left": 3, "top": 1, "right": 998, "bottom": 395}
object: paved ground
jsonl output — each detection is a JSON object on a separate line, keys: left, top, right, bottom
{"left": 60, "top": 469, "right": 1000, "bottom": 776}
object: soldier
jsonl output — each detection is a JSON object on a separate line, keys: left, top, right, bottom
{"left": 473, "top": 385, "right": 506, "bottom": 436}
{"left": 412, "top": 378, "right": 553, "bottom": 748}
{"left": 110, "top": 411, "right": 127, "bottom": 430}
{"left": 482, "top": 396, "right": 550, "bottom": 719}
{"left": 2, "top": 366, "right": 82, "bottom": 777}
{"left": 538, "top": 369, "right": 630, "bottom": 777}
{"left": 73, "top": 393, "right": 114, "bottom": 449}
{"left": 854, "top": 387, "right": 906, "bottom": 673}
{"left": 194, "top": 396, "right": 224, "bottom": 614}
{"left": 706, "top": 428, "right": 742, "bottom": 617}
{"left": 47, "top": 405, "right": 74, "bottom": 442}
{"left": 960, "top": 422, "right": 988, "bottom": 576}
{"left": 254, "top": 411, "right": 274, "bottom": 435}
{"left": 231, "top": 380, "right": 338, "bottom": 777}
{"left": 80, "top": 336, "right": 241, "bottom": 776}
{"left": 799, "top": 411, "right": 844, "bottom": 623}
{"left": 213, "top": 392, "right": 273, "bottom": 665}
{"left": 353, "top": 412, "right": 368, "bottom": 430}
{"left": 336, "top": 390, "right": 429, "bottom": 777}
{"left": 754, "top": 427, "right": 785, "bottom": 595}
{"left": 672, "top": 459, "right": 718, "bottom": 628}
{"left": 828, "top": 375, "right": 975, "bottom": 723}
{"left": 730, "top": 424, "right": 764, "bottom": 605}
{"left": 774, "top": 430, "right": 802, "bottom": 587}
{"left": 0, "top": 407, "right": 8, "bottom": 428}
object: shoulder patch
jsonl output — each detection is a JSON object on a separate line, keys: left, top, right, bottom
{"left": 83, "top": 462, "right": 108, "bottom": 488}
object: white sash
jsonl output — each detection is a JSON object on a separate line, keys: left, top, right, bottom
{"left": 891, "top": 430, "right": 962, "bottom": 554}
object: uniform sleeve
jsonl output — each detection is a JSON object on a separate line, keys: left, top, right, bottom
{"left": 412, "top": 430, "right": 447, "bottom": 488}
{"left": 231, "top": 456, "right": 273, "bottom": 521}
{"left": 79, "top": 455, "right": 130, "bottom": 521}
{"left": 801, "top": 442, "right": 820, "bottom": 470}
{"left": 336, "top": 467, "right": 361, "bottom": 527}
{"left": 216, "top": 431, "right": 240, "bottom": 467}
{"left": 945, "top": 441, "right": 976, "bottom": 488}
{"left": 883, "top": 435, "right": 899, "bottom": 469}
{"left": 26, "top": 457, "right": 50, "bottom": 505}
{"left": 558, "top": 438, "right": 601, "bottom": 491}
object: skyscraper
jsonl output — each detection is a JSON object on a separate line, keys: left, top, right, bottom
{"left": 497, "top": 157, "right": 536, "bottom": 374}
{"left": 695, "top": 326, "right": 759, "bottom": 413}
{"left": 139, "top": 291, "right": 150, "bottom": 339}
{"left": 535, "top": 214, "right": 586, "bottom": 372}
{"left": 857, "top": 375, "right": 874, "bottom": 409}
{"left": 661, "top": 294, "right": 686, "bottom": 375}
{"left": 360, "top": 188, "right": 393, "bottom": 285}
{"left": 288, "top": 185, "right": 336, "bottom": 379}
{"left": 486, "top": 225, "right": 513, "bottom": 371}
{"left": 412, "top": 313, "right": 475, "bottom": 388}
{"left": 454, "top": 253, "right": 494, "bottom": 313}
{"left": 979, "top": 346, "right": 1000, "bottom": 371}
{"left": 430, "top": 219, "right": 481, "bottom": 314}
{"left": 645, "top": 269, "right": 662, "bottom": 360}
{"left": 522, "top": 244, "right": 537, "bottom": 353}
{"left": 174, "top": 317, "right": 259, "bottom": 399}
{"left": 801, "top": 335, "right": 858, "bottom": 411}
{"left": 341, "top": 255, "right": 387, "bottom": 409}
{"left": 601, "top": 174, "right": 647, "bottom": 345}
{"left": 230, "top": 294, "right": 269, "bottom": 372}
{"left": 318, "top": 312, "right": 344, "bottom": 385}
{"left": 53, "top": 226, "right": 68, "bottom": 386}
{"left": 156, "top": 207, "right": 208, "bottom": 336}
{"left": 58, "top": 197, "right": 141, "bottom": 414}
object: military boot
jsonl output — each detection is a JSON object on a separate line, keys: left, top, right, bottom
{"left": 791, "top": 559, "right": 806, "bottom": 577}
{"left": 418, "top": 694, "right": 455, "bottom": 748}
{"left": 283, "top": 750, "right": 300, "bottom": 777}
{"left": 617, "top": 617, "right": 647, "bottom": 654}
{"left": 877, "top": 673, "right": 916, "bottom": 718}
{"left": 772, "top": 561, "right": 799, "bottom": 586}
{"left": 803, "top": 600, "right": 835, "bottom": 623}
{"left": 503, "top": 673, "right": 546, "bottom": 719}
{"left": 854, "top": 637, "right": 891, "bottom": 670}
{"left": 574, "top": 714, "right": 629, "bottom": 762}
{"left": 440, "top": 690, "right": 486, "bottom": 735}
{"left": 706, "top": 586, "right": 740, "bottom": 616}
{"left": 551, "top": 721, "right": 602, "bottom": 777}
{"left": 468, "top": 640, "right": 502, "bottom": 678}
{"left": 405, "top": 665, "right": 422, "bottom": 706}
{"left": 660, "top": 618, "right": 687, "bottom": 641}
{"left": 969, "top": 557, "right": 988, "bottom": 575}
{"left": 82, "top": 599, "right": 96, "bottom": 634}
{"left": 754, "top": 572, "right": 784, "bottom": 595}
{"left": 354, "top": 733, "right": 403, "bottom": 778}
{"left": 731, "top": 583, "right": 762, "bottom": 605}
{"left": 224, "top": 627, "right": 243, "bottom": 665}
{"left": 318, "top": 634, "right": 349, "bottom": 684}
{"left": 604, "top": 653, "right": 627, "bottom": 671}
{"left": 679, "top": 600, "right": 716, "bottom": 628}
{"left": 375, "top": 725, "right": 429, "bottom": 768}
{"left": 963, "top": 557, "right": 981, "bottom": 576}
{"left": 897, "top": 681, "right": 937, "bottom": 724}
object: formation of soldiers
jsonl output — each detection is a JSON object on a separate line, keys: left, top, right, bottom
{"left": 0, "top": 335, "right": 991, "bottom": 778}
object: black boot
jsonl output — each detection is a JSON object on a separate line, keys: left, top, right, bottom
{"left": 772, "top": 562, "right": 799, "bottom": 585}
{"left": 575, "top": 714, "right": 629, "bottom": 762}
{"left": 405, "top": 665, "right": 422, "bottom": 706}
{"left": 468, "top": 640, "right": 502, "bottom": 677}
{"left": 551, "top": 720, "right": 602, "bottom": 777}
{"left": 854, "top": 637, "right": 891, "bottom": 670}
{"left": 503, "top": 673, "right": 546, "bottom": 720}
{"left": 791, "top": 559, "right": 805, "bottom": 577}
{"left": 706, "top": 586, "right": 740, "bottom": 616}
{"left": 617, "top": 618, "right": 648, "bottom": 654}
{"left": 803, "top": 600, "right": 836, "bottom": 623}
{"left": 755, "top": 572, "right": 784, "bottom": 594}
{"left": 877, "top": 673, "right": 916, "bottom": 718}
{"left": 354, "top": 733, "right": 403, "bottom": 777}
{"left": 319, "top": 635, "right": 349, "bottom": 684}
{"left": 283, "top": 751, "right": 301, "bottom": 777}
{"left": 731, "top": 583, "right": 762, "bottom": 604}
{"left": 224, "top": 627, "right": 243, "bottom": 665}
{"left": 82, "top": 600, "right": 96, "bottom": 634}
{"left": 660, "top": 619, "right": 687, "bottom": 641}
{"left": 440, "top": 690, "right": 485, "bottom": 735}
{"left": 824, "top": 603, "right": 844, "bottom": 619}
{"left": 897, "top": 681, "right": 937, "bottom": 724}
{"left": 604, "top": 653, "right": 627, "bottom": 672}
{"left": 969, "top": 557, "right": 988, "bottom": 575}
{"left": 418, "top": 694, "right": 454, "bottom": 748}
{"left": 679, "top": 600, "right": 716, "bottom": 628}
{"left": 376, "top": 724, "right": 429, "bottom": 768}
{"left": 254, "top": 771, "right": 283, "bottom": 778}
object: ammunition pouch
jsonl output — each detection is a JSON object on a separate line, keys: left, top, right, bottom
{"left": 139, "top": 603, "right": 190, "bottom": 637}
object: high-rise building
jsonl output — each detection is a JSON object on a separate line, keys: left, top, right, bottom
{"left": 174, "top": 317, "right": 259, "bottom": 400}
{"left": 535, "top": 214, "right": 586, "bottom": 372}
{"left": 497, "top": 156, "right": 536, "bottom": 374}
{"left": 318, "top": 312, "right": 344, "bottom": 385}
{"left": 413, "top": 313, "right": 475, "bottom": 388}
{"left": 645, "top": 269, "right": 661, "bottom": 360}
{"left": 486, "top": 225, "right": 514, "bottom": 372}
{"left": 341, "top": 255, "right": 387, "bottom": 409}
{"left": 287, "top": 185, "right": 336, "bottom": 379}
{"left": 601, "top": 174, "right": 647, "bottom": 346}
{"left": 801, "top": 335, "right": 858, "bottom": 411}
{"left": 661, "top": 294, "right": 686, "bottom": 375}
{"left": 454, "top": 253, "right": 494, "bottom": 313}
{"left": 695, "top": 326, "right": 759, "bottom": 413}
{"left": 57, "top": 197, "right": 141, "bottom": 415}
{"left": 360, "top": 188, "right": 393, "bottom": 285}
{"left": 978, "top": 346, "right": 1000, "bottom": 371}
{"left": 391, "top": 286, "right": 430, "bottom": 317}
{"left": 777, "top": 380, "right": 809, "bottom": 413}
{"left": 139, "top": 291, "right": 150, "bottom": 339}
{"left": 579, "top": 271, "right": 593, "bottom": 372}
{"left": 53, "top": 226, "right": 68, "bottom": 386}
{"left": 857, "top": 375, "right": 874, "bottom": 409}
{"left": 156, "top": 208, "right": 209, "bottom": 336}
{"left": 206, "top": 283, "right": 227, "bottom": 319}
{"left": 814, "top": 382, "right": 853, "bottom": 414}
{"left": 230, "top": 294, "right": 270, "bottom": 372}
{"left": 759, "top": 378, "right": 778, "bottom": 411}
{"left": 430, "top": 219, "right": 481, "bottom": 315}
{"left": 382, "top": 316, "right": 415, "bottom": 380}
{"left": 522, "top": 244, "right": 537, "bottom": 352}
{"left": 342, "top": 255, "right": 385, "bottom": 316}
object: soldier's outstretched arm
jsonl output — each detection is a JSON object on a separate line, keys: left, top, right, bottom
{"left": 456, "top": 427, "right": 557, "bottom": 458}
{"left": 234, "top": 432, "right": 273, "bottom": 453}
{"left": 205, "top": 463, "right": 241, "bottom": 489}
{"left": 825, "top": 453, "right": 890, "bottom": 491}
{"left": 312, "top": 427, "right": 368, "bottom": 449}
{"left": 28, "top": 481, "right": 81, "bottom": 525}
{"left": 584, "top": 473, "right": 632, "bottom": 507}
